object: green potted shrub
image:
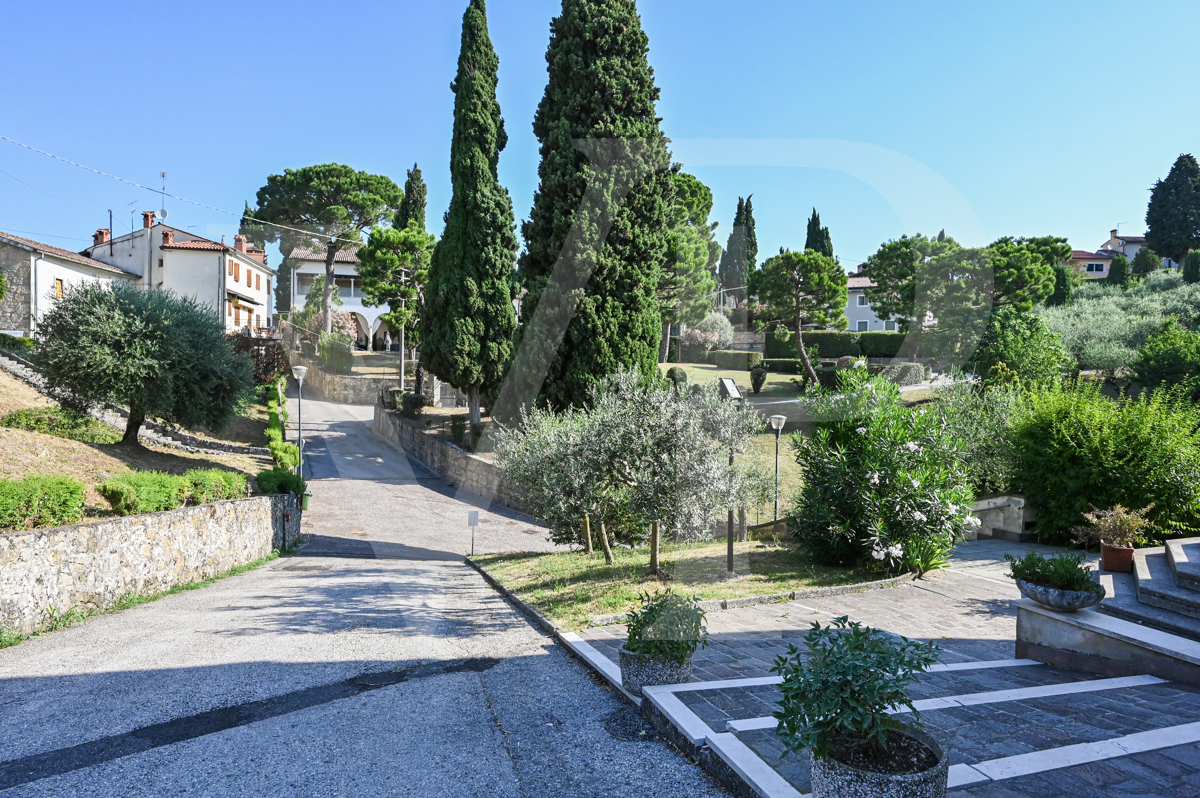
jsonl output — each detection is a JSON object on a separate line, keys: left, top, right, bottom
{"left": 1073, "top": 504, "right": 1153, "bottom": 574}
{"left": 1005, "top": 550, "right": 1104, "bottom": 612}
{"left": 772, "top": 617, "right": 947, "bottom": 797}
{"left": 749, "top": 365, "right": 768, "bottom": 394}
{"left": 619, "top": 591, "right": 708, "bottom": 696}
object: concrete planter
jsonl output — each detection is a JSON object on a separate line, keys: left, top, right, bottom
{"left": 618, "top": 646, "right": 693, "bottom": 697}
{"left": 1101, "top": 542, "right": 1135, "bottom": 573}
{"left": 809, "top": 728, "right": 948, "bottom": 798}
{"left": 1015, "top": 578, "right": 1104, "bottom": 613}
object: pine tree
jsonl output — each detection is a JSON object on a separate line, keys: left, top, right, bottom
{"left": 659, "top": 172, "right": 719, "bottom": 361}
{"left": 718, "top": 195, "right": 756, "bottom": 303}
{"left": 509, "top": 0, "right": 673, "bottom": 411}
{"left": 397, "top": 163, "right": 428, "bottom": 231}
{"left": 1184, "top": 251, "right": 1200, "bottom": 285}
{"left": 1146, "top": 154, "right": 1200, "bottom": 265}
{"left": 804, "top": 207, "right": 834, "bottom": 258}
{"left": 422, "top": 0, "right": 518, "bottom": 424}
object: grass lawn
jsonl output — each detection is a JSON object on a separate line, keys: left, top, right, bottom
{"left": 475, "top": 539, "right": 872, "bottom": 631}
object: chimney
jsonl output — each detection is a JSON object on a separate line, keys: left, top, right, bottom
{"left": 233, "top": 234, "right": 247, "bottom": 253}
{"left": 162, "top": 230, "right": 174, "bottom": 246}
{"left": 142, "top": 211, "right": 156, "bottom": 229}
{"left": 93, "top": 228, "right": 111, "bottom": 246}
{"left": 1111, "top": 229, "right": 1119, "bottom": 238}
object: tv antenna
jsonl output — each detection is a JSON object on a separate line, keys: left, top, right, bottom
{"left": 159, "top": 171, "right": 168, "bottom": 221}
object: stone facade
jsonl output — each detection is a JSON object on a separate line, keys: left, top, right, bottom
{"left": 289, "top": 353, "right": 398, "bottom": 405}
{"left": 373, "top": 405, "right": 530, "bottom": 514}
{"left": 0, "top": 494, "right": 302, "bottom": 634}
{"left": 0, "top": 243, "right": 32, "bottom": 335}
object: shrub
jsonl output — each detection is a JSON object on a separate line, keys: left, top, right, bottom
{"left": 318, "top": 334, "right": 355, "bottom": 375}
{"left": 936, "top": 381, "right": 1020, "bottom": 495}
{"left": 1134, "top": 317, "right": 1200, "bottom": 399}
{"left": 869, "top": 362, "right": 925, "bottom": 386}
{"left": 624, "top": 591, "right": 708, "bottom": 666}
{"left": 450, "top": 416, "right": 467, "bottom": 444}
{"left": 765, "top": 326, "right": 795, "bottom": 358}
{"left": 1132, "top": 246, "right": 1163, "bottom": 275}
{"left": 227, "top": 334, "right": 289, "bottom": 385}
{"left": 665, "top": 366, "right": 688, "bottom": 391}
{"left": 399, "top": 391, "right": 430, "bottom": 419}
{"left": 98, "top": 472, "right": 189, "bottom": 515}
{"left": 1005, "top": 550, "right": 1099, "bottom": 593}
{"left": 1074, "top": 503, "right": 1154, "bottom": 549}
{"left": 693, "top": 311, "right": 734, "bottom": 351}
{"left": 265, "top": 384, "right": 299, "bottom": 469}
{"left": 968, "top": 308, "right": 1072, "bottom": 387}
{"left": 256, "top": 467, "right": 307, "bottom": 496}
{"left": 0, "top": 476, "right": 86, "bottom": 530}
{"left": 0, "top": 332, "right": 35, "bottom": 358}
{"left": 772, "top": 617, "right": 941, "bottom": 763}
{"left": 184, "top": 468, "right": 247, "bottom": 503}
{"left": 1010, "top": 381, "right": 1200, "bottom": 543}
{"left": 1184, "top": 251, "right": 1200, "bottom": 285}
{"left": 858, "top": 332, "right": 905, "bottom": 358}
{"left": 1, "top": 406, "right": 121, "bottom": 444}
{"left": 799, "top": 331, "right": 860, "bottom": 358}
{"left": 708, "top": 350, "right": 751, "bottom": 370}
{"left": 769, "top": 329, "right": 903, "bottom": 360}
{"left": 762, "top": 358, "right": 802, "bottom": 374}
{"left": 750, "top": 366, "right": 768, "bottom": 394}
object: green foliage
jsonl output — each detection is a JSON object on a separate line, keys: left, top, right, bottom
{"left": 1, "top": 406, "right": 120, "bottom": 444}
{"left": 872, "top": 362, "right": 925, "bottom": 386}
{"left": 750, "top": 366, "right": 768, "bottom": 394}
{"left": 1184, "top": 251, "right": 1200, "bottom": 284}
{"left": 399, "top": 391, "right": 430, "bottom": 419}
{"left": 317, "top": 334, "right": 354, "bottom": 375}
{"left": 1134, "top": 317, "right": 1200, "bottom": 399}
{"left": 624, "top": 591, "right": 708, "bottom": 666}
{"left": 1046, "top": 263, "right": 1075, "bottom": 306}
{"left": 758, "top": 249, "right": 848, "bottom": 382}
{"left": 0, "top": 267, "right": 6, "bottom": 302}
{"left": 766, "top": 329, "right": 905, "bottom": 360}
{"left": 0, "top": 332, "right": 33, "bottom": 357}
{"left": 450, "top": 416, "right": 467, "bottom": 444}
{"left": 936, "top": 380, "right": 1019, "bottom": 495}
{"left": 226, "top": 334, "right": 289, "bottom": 385}
{"left": 512, "top": 0, "right": 673, "bottom": 412}
{"left": 184, "top": 469, "right": 248, "bottom": 504}
{"left": 661, "top": 173, "right": 720, "bottom": 333}
{"left": 1005, "top": 550, "right": 1099, "bottom": 593}
{"left": 423, "top": 0, "right": 519, "bottom": 422}
{"left": 255, "top": 467, "right": 306, "bottom": 496}
{"left": 99, "top": 469, "right": 246, "bottom": 516}
{"left": 1075, "top": 503, "right": 1155, "bottom": 549}
{"left": 665, "top": 366, "right": 688, "bottom": 391}
{"left": 1146, "top": 154, "right": 1200, "bottom": 265}
{"left": 1132, "top": 246, "right": 1163, "bottom": 275}
{"left": 791, "top": 370, "right": 977, "bottom": 571}
{"left": 968, "top": 308, "right": 1072, "bottom": 387}
{"left": 804, "top": 208, "right": 834, "bottom": 258}
{"left": 357, "top": 221, "right": 436, "bottom": 345}
{"left": 1106, "top": 254, "right": 1131, "bottom": 287}
{"left": 1010, "top": 381, "right": 1200, "bottom": 543}
{"left": 264, "top": 387, "right": 299, "bottom": 469}
{"left": 718, "top": 196, "right": 756, "bottom": 303}
{"left": 397, "top": 163, "right": 428, "bottom": 231}
{"left": 772, "top": 617, "right": 941, "bottom": 761}
{"left": 987, "top": 236, "right": 1061, "bottom": 312}
{"left": 0, "top": 476, "right": 85, "bottom": 530}
{"left": 35, "top": 283, "right": 253, "bottom": 445}
{"left": 694, "top": 312, "right": 734, "bottom": 351}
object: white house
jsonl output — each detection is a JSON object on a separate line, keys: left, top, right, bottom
{"left": 0, "top": 231, "right": 137, "bottom": 337}
{"left": 1100, "top": 229, "right": 1179, "bottom": 270}
{"left": 288, "top": 244, "right": 397, "bottom": 349}
{"left": 844, "top": 271, "right": 897, "bottom": 332}
{"left": 85, "top": 211, "right": 275, "bottom": 333}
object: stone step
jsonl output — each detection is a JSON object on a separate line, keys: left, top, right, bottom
{"left": 1168, "top": 538, "right": 1200, "bottom": 593}
{"left": 1135, "top": 549, "right": 1200, "bottom": 620}
{"left": 1098, "top": 569, "right": 1200, "bottom": 644}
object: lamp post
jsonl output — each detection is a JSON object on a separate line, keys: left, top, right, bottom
{"left": 718, "top": 378, "right": 743, "bottom": 578}
{"left": 769, "top": 415, "right": 787, "bottom": 521}
{"left": 291, "top": 365, "right": 308, "bottom": 478}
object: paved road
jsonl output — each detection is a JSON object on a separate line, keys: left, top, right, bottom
{"left": 0, "top": 384, "right": 726, "bottom": 797}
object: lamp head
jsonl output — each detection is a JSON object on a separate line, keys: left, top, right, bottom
{"left": 291, "top": 365, "right": 308, "bottom": 383}
{"left": 769, "top": 414, "right": 787, "bottom": 431}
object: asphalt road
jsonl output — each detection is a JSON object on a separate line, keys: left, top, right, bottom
{"left": 0, "top": 385, "right": 726, "bottom": 797}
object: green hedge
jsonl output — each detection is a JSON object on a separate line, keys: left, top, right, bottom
{"left": 705, "top": 350, "right": 762, "bottom": 370}
{"left": 0, "top": 476, "right": 85, "bottom": 530}
{"left": 766, "top": 327, "right": 904, "bottom": 359}
{"left": 868, "top": 362, "right": 926, "bottom": 386}
{"left": 0, "top": 332, "right": 35, "bottom": 358}
{"left": 318, "top": 335, "right": 354, "bottom": 375}
{"left": 256, "top": 467, "right": 307, "bottom": 496}
{"left": 98, "top": 469, "right": 248, "bottom": 517}
{"left": 1, "top": 406, "right": 121, "bottom": 444}
{"left": 265, "top": 380, "right": 299, "bottom": 469}
{"left": 762, "top": 358, "right": 803, "bottom": 374}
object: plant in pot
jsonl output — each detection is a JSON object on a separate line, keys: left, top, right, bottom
{"left": 1072, "top": 503, "right": 1153, "bottom": 574}
{"left": 771, "top": 617, "right": 947, "bottom": 797}
{"left": 1005, "top": 550, "right": 1104, "bottom": 612}
{"left": 619, "top": 591, "right": 708, "bottom": 697}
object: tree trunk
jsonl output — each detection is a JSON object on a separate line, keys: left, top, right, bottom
{"left": 649, "top": 520, "right": 660, "bottom": 575}
{"left": 468, "top": 386, "right": 482, "bottom": 425}
{"left": 658, "top": 323, "right": 671, "bottom": 363}
{"left": 676, "top": 326, "right": 684, "bottom": 363}
{"left": 598, "top": 520, "right": 614, "bottom": 566}
{"left": 796, "top": 314, "right": 820, "bottom": 385}
{"left": 583, "top": 514, "right": 593, "bottom": 554}
{"left": 322, "top": 243, "right": 338, "bottom": 335}
{"left": 121, "top": 407, "right": 145, "bottom": 447}
{"left": 738, "top": 508, "right": 747, "bottom": 542}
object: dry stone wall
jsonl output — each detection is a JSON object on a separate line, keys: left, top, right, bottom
{"left": 0, "top": 494, "right": 302, "bottom": 634}
{"left": 289, "top": 353, "right": 397, "bottom": 405}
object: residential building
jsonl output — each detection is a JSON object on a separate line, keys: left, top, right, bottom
{"left": 844, "top": 271, "right": 897, "bottom": 332}
{"left": 1068, "top": 249, "right": 1113, "bottom": 280}
{"left": 288, "top": 245, "right": 394, "bottom": 349}
{"left": 1100, "top": 229, "right": 1179, "bottom": 270}
{"left": 85, "top": 211, "right": 275, "bottom": 333}
{"left": 0, "top": 231, "right": 136, "bottom": 337}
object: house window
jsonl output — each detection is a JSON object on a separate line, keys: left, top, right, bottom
{"left": 234, "top": 306, "right": 240, "bottom": 327}
{"left": 256, "top": 315, "right": 262, "bottom": 328}
{"left": 54, "top": 278, "right": 64, "bottom": 299}
{"left": 234, "top": 263, "right": 240, "bottom": 282}
{"left": 255, "top": 273, "right": 261, "bottom": 290}
{"left": 158, "top": 259, "right": 163, "bottom": 271}
{"left": 227, "top": 260, "right": 233, "bottom": 276}
{"left": 856, "top": 320, "right": 869, "bottom": 332}
{"left": 857, "top": 295, "right": 869, "bottom": 307}
{"left": 1086, "top": 263, "right": 1105, "bottom": 273}
{"left": 885, "top": 321, "right": 897, "bottom": 331}
{"left": 227, "top": 300, "right": 232, "bottom": 317}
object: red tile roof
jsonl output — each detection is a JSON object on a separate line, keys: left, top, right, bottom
{"left": 0, "top": 230, "right": 136, "bottom": 276}
{"left": 287, "top": 244, "right": 361, "bottom": 263}
{"left": 847, "top": 272, "right": 875, "bottom": 289}
{"left": 162, "top": 240, "right": 227, "bottom": 251}
{"left": 1071, "top": 249, "right": 1113, "bottom": 260}
{"left": 1115, "top": 235, "right": 1147, "bottom": 243}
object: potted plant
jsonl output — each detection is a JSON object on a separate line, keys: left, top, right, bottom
{"left": 771, "top": 617, "right": 947, "bottom": 797}
{"left": 618, "top": 591, "right": 708, "bottom": 697}
{"left": 1005, "top": 550, "right": 1104, "bottom": 612}
{"left": 1073, "top": 503, "right": 1153, "bottom": 574}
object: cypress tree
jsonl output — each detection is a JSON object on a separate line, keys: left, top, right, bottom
{"left": 510, "top": 0, "right": 673, "bottom": 410}
{"left": 1106, "top": 254, "right": 1131, "bottom": 287}
{"left": 1184, "top": 251, "right": 1200, "bottom": 285}
{"left": 1146, "top": 154, "right": 1200, "bottom": 265}
{"left": 397, "top": 163, "right": 428, "bottom": 231}
{"left": 718, "top": 195, "right": 756, "bottom": 303}
{"left": 804, "top": 207, "right": 834, "bottom": 258}
{"left": 422, "top": 0, "right": 518, "bottom": 424}
{"left": 1132, "top": 246, "right": 1163, "bottom": 275}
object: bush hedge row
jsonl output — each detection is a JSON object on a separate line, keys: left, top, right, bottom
{"left": 98, "top": 469, "right": 247, "bottom": 517}
{"left": 1, "top": 406, "right": 121, "bottom": 444}
{"left": 256, "top": 467, "right": 307, "bottom": 496}
{"left": 704, "top": 350, "right": 763, "bottom": 370}
{"left": 766, "top": 328, "right": 905, "bottom": 359}
{"left": 0, "top": 332, "right": 35, "bottom": 358}
{"left": 0, "top": 476, "right": 85, "bottom": 530}
{"left": 264, "top": 379, "right": 299, "bottom": 469}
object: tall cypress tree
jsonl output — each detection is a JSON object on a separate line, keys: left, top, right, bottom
{"left": 718, "top": 195, "right": 756, "bottom": 303}
{"left": 511, "top": 0, "right": 673, "bottom": 410}
{"left": 397, "top": 163, "right": 428, "bottom": 231}
{"left": 422, "top": 0, "right": 518, "bottom": 425}
{"left": 1146, "top": 154, "right": 1200, "bottom": 265}
{"left": 804, "top": 207, "right": 834, "bottom": 258}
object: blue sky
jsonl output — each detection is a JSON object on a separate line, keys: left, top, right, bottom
{"left": 2, "top": 0, "right": 1198, "bottom": 270}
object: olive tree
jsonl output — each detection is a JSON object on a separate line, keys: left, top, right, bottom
{"left": 35, "top": 283, "right": 252, "bottom": 445}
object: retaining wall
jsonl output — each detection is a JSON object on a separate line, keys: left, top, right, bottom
{"left": 373, "top": 405, "right": 530, "bottom": 514}
{"left": 289, "top": 353, "right": 397, "bottom": 405}
{"left": 0, "top": 494, "right": 302, "bottom": 634}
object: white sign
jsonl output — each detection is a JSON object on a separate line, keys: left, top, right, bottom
{"left": 468, "top": 510, "right": 480, "bottom": 527}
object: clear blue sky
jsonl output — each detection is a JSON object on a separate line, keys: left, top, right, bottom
{"left": 2, "top": 0, "right": 1198, "bottom": 271}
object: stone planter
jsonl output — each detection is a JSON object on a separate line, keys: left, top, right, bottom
{"left": 618, "top": 646, "right": 693, "bottom": 697}
{"left": 810, "top": 728, "right": 948, "bottom": 798}
{"left": 1015, "top": 578, "right": 1104, "bottom": 613}
{"left": 1101, "top": 542, "right": 1135, "bottom": 574}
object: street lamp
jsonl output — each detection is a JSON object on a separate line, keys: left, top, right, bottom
{"left": 291, "top": 365, "right": 308, "bottom": 478}
{"left": 769, "top": 415, "right": 787, "bottom": 521}
{"left": 718, "top": 378, "right": 743, "bottom": 577}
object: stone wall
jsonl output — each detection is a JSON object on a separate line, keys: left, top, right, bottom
{"left": 0, "top": 243, "right": 31, "bottom": 335}
{"left": 373, "top": 405, "right": 530, "bottom": 514}
{"left": 289, "top": 353, "right": 397, "bottom": 405}
{"left": 0, "top": 494, "right": 302, "bottom": 634}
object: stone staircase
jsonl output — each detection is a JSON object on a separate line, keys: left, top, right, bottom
{"left": 1098, "top": 538, "right": 1200, "bottom": 643}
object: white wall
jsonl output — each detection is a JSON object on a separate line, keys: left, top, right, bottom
{"left": 163, "top": 249, "right": 221, "bottom": 314}
{"left": 292, "top": 260, "right": 389, "bottom": 333}
{"left": 31, "top": 255, "right": 132, "bottom": 327}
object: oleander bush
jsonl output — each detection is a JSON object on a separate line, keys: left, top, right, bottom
{"left": 0, "top": 476, "right": 86, "bottom": 530}
{"left": 624, "top": 591, "right": 708, "bottom": 665}
{"left": 1, "top": 406, "right": 120, "bottom": 444}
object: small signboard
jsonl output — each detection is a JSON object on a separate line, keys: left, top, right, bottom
{"left": 468, "top": 510, "right": 480, "bottom": 527}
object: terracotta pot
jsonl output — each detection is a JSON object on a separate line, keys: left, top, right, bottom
{"left": 1101, "top": 542, "right": 1134, "bottom": 573}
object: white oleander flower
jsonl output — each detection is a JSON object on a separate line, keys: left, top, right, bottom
{"left": 913, "top": 511, "right": 927, "bottom": 522}
{"left": 854, "top": 359, "right": 867, "bottom": 369}
{"left": 905, "top": 441, "right": 921, "bottom": 452}
{"left": 911, "top": 478, "right": 921, "bottom": 488}
{"left": 965, "top": 515, "right": 982, "bottom": 527}
{"left": 856, "top": 427, "right": 868, "bottom": 435}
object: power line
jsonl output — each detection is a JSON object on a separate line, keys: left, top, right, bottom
{"left": 0, "top": 167, "right": 98, "bottom": 210}
{"left": 0, "top": 228, "right": 91, "bottom": 242}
